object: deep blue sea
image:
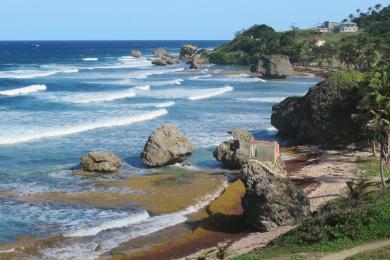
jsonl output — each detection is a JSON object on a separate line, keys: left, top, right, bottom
{"left": 0, "top": 41, "right": 321, "bottom": 258}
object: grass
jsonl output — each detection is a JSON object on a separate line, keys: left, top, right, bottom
{"left": 358, "top": 156, "right": 390, "bottom": 179}
{"left": 346, "top": 246, "right": 390, "bottom": 259}
{"left": 235, "top": 187, "right": 390, "bottom": 260}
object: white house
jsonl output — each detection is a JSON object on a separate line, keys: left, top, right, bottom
{"left": 339, "top": 21, "right": 358, "bottom": 33}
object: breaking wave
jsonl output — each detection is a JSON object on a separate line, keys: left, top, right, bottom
{"left": 235, "top": 97, "right": 286, "bottom": 103}
{"left": 82, "top": 57, "right": 99, "bottom": 61}
{"left": 187, "top": 86, "right": 234, "bottom": 101}
{"left": 0, "top": 68, "right": 78, "bottom": 79}
{"left": 0, "top": 85, "right": 47, "bottom": 96}
{"left": 66, "top": 89, "right": 137, "bottom": 103}
{"left": 0, "top": 109, "right": 168, "bottom": 145}
{"left": 64, "top": 211, "right": 150, "bottom": 237}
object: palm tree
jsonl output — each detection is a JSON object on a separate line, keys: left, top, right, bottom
{"left": 375, "top": 4, "right": 382, "bottom": 11}
{"left": 357, "top": 68, "right": 390, "bottom": 187}
{"left": 368, "top": 7, "right": 373, "bottom": 14}
{"left": 356, "top": 9, "right": 361, "bottom": 17}
{"left": 349, "top": 14, "right": 354, "bottom": 21}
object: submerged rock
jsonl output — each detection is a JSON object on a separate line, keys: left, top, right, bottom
{"left": 241, "top": 159, "right": 310, "bottom": 231}
{"left": 80, "top": 151, "right": 123, "bottom": 174}
{"left": 251, "top": 54, "right": 293, "bottom": 79}
{"left": 213, "top": 129, "right": 254, "bottom": 169}
{"left": 271, "top": 75, "right": 365, "bottom": 147}
{"left": 131, "top": 50, "right": 142, "bottom": 58}
{"left": 141, "top": 123, "right": 196, "bottom": 167}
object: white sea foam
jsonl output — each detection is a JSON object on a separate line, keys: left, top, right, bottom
{"left": 0, "top": 85, "right": 47, "bottom": 96}
{"left": 40, "top": 181, "right": 228, "bottom": 259}
{"left": 69, "top": 90, "right": 137, "bottom": 103}
{"left": 128, "top": 101, "right": 176, "bottom": 109}
{"left": 187, "top": 86, "right": 233, "bottom": 101}
{"left": 190, "top": 74, "right": 212, "bottom": 80}
{"left": 235, "top": 97, "right": 285, "bottom": 103}
{"left": 0, "top": 68, "right": 78, "bottom": 79}
{"left": 134, "top": 85, "right": 151, "bottom": 91}
{"left": 206, "top": 74, "right": 266, "bottom": 83}
{"left": 150, "top": 79, "right": 183, "bottom": 86}
{"left": 0, "top": 248, "right": 15, "bottom": 254}
{"left": 0, "top": 109, "right": 168, "bottom": 145}
{"left": 82, "top": 57, "right": 99, "bottom": 61}
{"left": 64, "top": 211, "right": 150, "bottom": 237}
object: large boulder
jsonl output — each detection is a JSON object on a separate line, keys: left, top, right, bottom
{"left": 141, "top": 124, "right": 196, "bottom": 167}
{"left": 188, "top": 49, "right": 210, "bottom": 69}
{"left": 213, "top": 129, "right": 254, "bottom": 169}
{"left": 80, "top": 151, "right": 123, "bottom": 174}
{"left": 180, "top": 44, "right": 198, "bottom": 61}
{"left": 241, "top": 159, "right": 310, "bottom": 231}
{"left": 271, "top": 73, "right": 365, "bottom": 147}
{"left": 251, "top": 54, "right": 293, "bottom": 79}
{"left": 152, "top": 48, "right": 179, "bottom": 66}
{"left": 131, "top": 50, "right": 142, "bottom": 58}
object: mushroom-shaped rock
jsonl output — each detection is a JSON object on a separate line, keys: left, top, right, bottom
{"left": 141, "top": 124, "right": 196, "bottom": 167}
{"left": 80, "top": 151, "right": 123, "bottom": 174}
{"left": 241, "top": 159, "right": 310, "bottom": 232}
{"left": 251, "top": 54, "right": 293, "bottom": 79}
{"left": 213, "top": 129, "right": 254, "bottom": 169}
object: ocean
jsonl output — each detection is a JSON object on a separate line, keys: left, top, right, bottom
{"left": 0, "top": 41, "right": 321, "bottom": 258}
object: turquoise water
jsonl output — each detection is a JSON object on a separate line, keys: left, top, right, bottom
{"left": 0, "top": 41, "right": 321, "bottom": 257}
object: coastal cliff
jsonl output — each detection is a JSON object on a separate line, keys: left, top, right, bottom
{"left": 271, "top": 71, "right": 366, "bottom": 147}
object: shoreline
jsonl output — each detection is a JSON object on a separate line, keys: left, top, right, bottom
{"left": 107, "top": 146, "right": 368, "bottom": 260}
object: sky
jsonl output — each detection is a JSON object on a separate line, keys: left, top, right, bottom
{"left": 1, "top": 0, "right": 390, "bottom": 40}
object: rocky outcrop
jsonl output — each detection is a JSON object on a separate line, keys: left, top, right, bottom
{"left": 241, "top": 159, "right": 310, "bottom": 231}
{"left": 251, "top": 54, "right": 293, "bottom": 79}
{"left": 271, "top": 75, "right": 365, "bottom": 147}
{"left": 213, "top": 129, "right": 254, "bottom": 169}
{"left": 180, "top": 44, "right": 198, "bottom": 61}
{"left": 188, "top": 49, "right": 210, "bottom": 69}
{"left": 152, "top": 48, "right": 179, "bottom": 66}
{"left": 141, "top": 123, "right": 196, "bottom": 167}
{"left": 80, "top": 151, "right": 123, "bottom": 174}
{"left": 131, "top": 50, "right": 142, "bottom": 58}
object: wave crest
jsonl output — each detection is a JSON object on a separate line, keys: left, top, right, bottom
{"left": 0, "top": 85, "right": 47, "bottom": 96}
{"left": 187, "top": 86, "right": 233, "bottom": 101}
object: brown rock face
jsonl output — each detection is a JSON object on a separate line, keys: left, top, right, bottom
{"left": 251, "top": 54, "right": 293, "bottom": 79}
{"left": 213, "top": 129, "right": 254, "bottom": 169}
{"left": 131, "top": 50, "right": 142, "bottom": 58}
{"left": 180, "top": 44, "right": 198, "bottom": 61}
{"left": 80, "top": 151, "right": 123, "bottom": 174}
{"left": 241, "top": 159, "right": 310, "bottom": 231}
{"left": 141, "top": 123, "right": 196, "bottom": 167}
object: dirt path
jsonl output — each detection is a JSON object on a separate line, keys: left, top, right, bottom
{"left": 320, "top": 239, "right": 390, "bottom": 260}
{"left": 180, "top": 147, "right": 370, "bottom": 260}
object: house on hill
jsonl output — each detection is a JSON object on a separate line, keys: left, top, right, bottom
{"left": 339, "top": 21, "right": 358, "bottom": 32}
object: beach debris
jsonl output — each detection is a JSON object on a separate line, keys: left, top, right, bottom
{"left": 141, "top": 123, "right": 196, "bottom": 167}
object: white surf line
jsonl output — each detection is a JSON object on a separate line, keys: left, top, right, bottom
{"left": 187, "top": 86, "right": 234, "bottom": 101}
{"left": 0, "top": 109, "right": 168, "bottom": 145}
{"left": 0, "top": 85, "right": 47, "bottom": 96}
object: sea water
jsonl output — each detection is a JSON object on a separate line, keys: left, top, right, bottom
{"left": 0, "top": 41, "right": 321, "bottom": 257}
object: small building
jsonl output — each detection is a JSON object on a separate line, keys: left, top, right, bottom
{"left": 324, "top": 21, "right": 340, "bottom": 31}
{"left": 317, "top": 26, "right": 329, "bottom": 33}
{"left": 250, "top": 140, "right": 280, "bottom": 163}
{"left": 339, "top": 21, "right": 358, "bottom": 33}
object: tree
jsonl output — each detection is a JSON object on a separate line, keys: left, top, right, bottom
{"left": 356, "top": 8, "right": 361, "bottom": 17}
{"left": 349, "top": 14, "right": 354, "bottom": 21}
{"left": 356, "top": 68, "right": 390, "bottom": 187}
{"left": 375, "top": 4, "right": 382, "bottom": 11}
{"left": 339, "top": 35, "right": 381, "bottom": 71}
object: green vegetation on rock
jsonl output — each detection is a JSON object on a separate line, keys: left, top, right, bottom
{"left": 235, "top": 187, "right": 390, "bottom": 260}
